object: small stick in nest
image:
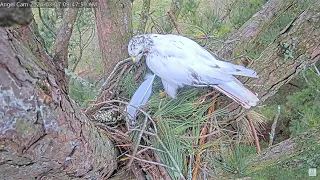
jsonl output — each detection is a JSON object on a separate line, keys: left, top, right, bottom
{"left": 246, "top": 115, "right": 261, "bottom": 154}
{"left": 97, "top": 57, "right": 131, "bottom": 96}
{"left": 269, "top": 105, "right": 281, "bottom": 147}
{"left": 127, "top": 116, "right": 149, "bottom": 167}
{"left": 192, "top": 98, "right": 216, "bottom": 180}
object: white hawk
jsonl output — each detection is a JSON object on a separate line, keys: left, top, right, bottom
{"left": 128, "top": 34, "right": 259, "bottom": 109}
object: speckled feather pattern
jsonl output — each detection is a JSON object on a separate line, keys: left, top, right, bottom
{"left": 128, "top": 34, "right": 259, "bottom": 108}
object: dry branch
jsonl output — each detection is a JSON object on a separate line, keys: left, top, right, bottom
{"left": 192, "top": 97, "right": 217, "bottom": 180}
{"left": 246, "top": 115, "right": 261, "bottom": 154}
{"left": 246, "top": 125, "right": 320, "bottom": 174}
{"left": 167, "top": 10, "right": 182, "bottom": 34}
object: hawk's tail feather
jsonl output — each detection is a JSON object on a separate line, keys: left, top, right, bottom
{"left": 230, "top": 64, "right": 258, "bottom": 78}
{"left": 213, "top": 80, "right": 259, "bottom": 109}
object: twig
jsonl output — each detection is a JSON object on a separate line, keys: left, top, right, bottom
{"left": 134, "top": 64, "right": 146, "bottom": 81}
{"left": 37, "top": 7, "right": 56, "bottom": 38}
{"left": 96, "top": 57, "right": 131, "bottom": 93}
{"left": 154, "top": 152, "right": 171, "bottom": 180}
{"left": 110, "top": 63, "right": 129, "bottom": 99}
{"left": 127, "top": 116, "right": 150, "bottom": 167}
{"left": 192, "top": 98, "right": 217, "bottom": 180}
{"left": 187, "top": 153, "right": 193, "bottom": 180}
{"left": 269, "top": 105, "right": 281, "bottom": 147}
{"left": 125, "top": 154, "right": 177, "bottom": 171}
{"left": 314, "top": 64, "right": 320, "bottom": 76}
{"left": 94, "top": 83, "right": 116, "bottom": 105}
{"left": 167, "top": 10, "right": 182, "bottom": 34}
{"left": 179, "top": 130, "right": 219, "bottom": 139}
{"left": 150, "top": 15, "right": 166, "bottom": 34}
{"left": 142, "top": 152, "right": 162, "bottom": 179}
{"left": 246, "top": 115, "right": 261, "bottom": 154}
{"left": 192, "top": 99, "right": 215, "bottom": 180}
{"left": 138, "top": 145, "right": 166, "bottom": 153}
{"left": 137, "top": 0, "right": 151, "bottom": 34}
{"left": 72, "top": 12, "right": 95, "bottom": 72}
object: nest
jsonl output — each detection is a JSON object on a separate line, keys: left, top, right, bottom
{"left": 84, "top": 58, "right": 174, "bottom": 179}
{"left": 83, "top": 58, "right": 268, "bottom": 180}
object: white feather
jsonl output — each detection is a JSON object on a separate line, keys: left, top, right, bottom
{"left": 213, "top": 78, "right": 259, "bottom": 109}
{"left": 126, "top": 74, "right": 156, "bottom": 123}
{"left": 128, "top": 34, "right": 259, "bottom": 108}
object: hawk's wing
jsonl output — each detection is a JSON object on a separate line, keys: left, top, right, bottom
{"left": 151, "top": 34, "right": 258, "bottom": 78}
{"left": 146, "top": 48, "right": 234, "bottom": 87}
{"left": 147, "top": 35, "right": 239, "bottom": 87}
{"left": 145, "top": 34, "right": 259, "bottom": 108}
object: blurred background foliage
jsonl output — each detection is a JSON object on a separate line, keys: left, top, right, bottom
{"left": 32, "top": 0, "right": 319, "bottom": 179}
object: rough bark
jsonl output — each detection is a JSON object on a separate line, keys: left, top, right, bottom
{"left": 0, "top": 8, "right": 117, "bottom": 180}
{"left": 217, "top": 0, "right": 301, "bottom": 59}
{"left": 52, "top": 6, "right": 79, "bottom": 92}
{"left": 93, "top": 0, "right": 132, "bottom": 75}
{"left": 0, "top": 26, "right": 117, "bottom": 179}
{"left": 219, "top": 2, "right": 320, "bottom": 116}
{"left": 246, "top": 125, "right": 320, "bottom": 173}
{"left": 248, "top": 2, "right": 319, "bottom": 102}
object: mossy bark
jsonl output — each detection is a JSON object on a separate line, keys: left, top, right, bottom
{"left": 0, "top": 9, "right": 117, "bottom": 180}
{"left": 219, "top": 1, "right": 320, "bottom": 116}
{"left": 246, "top": 125, "right": 320, "bottom": 175}
{"left": 218, "top": 0, "right": 304, "bottom": 59}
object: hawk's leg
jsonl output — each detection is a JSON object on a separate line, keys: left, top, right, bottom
{"left": 161, "top": 79, "right": 179, "bottom": 99}
{"left": 159, "top": 90, "right": 168, "bottom": 98}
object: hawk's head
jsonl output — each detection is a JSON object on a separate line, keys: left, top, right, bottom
{"left": 128, "top": 34, "right": 153, "bottom": 63}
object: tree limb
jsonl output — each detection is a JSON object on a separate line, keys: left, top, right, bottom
{"left": 222, "top": 2, "right": 320, "bottom": 118}
{"left": 218, "top": 0, "right": 301, "bottom": 59}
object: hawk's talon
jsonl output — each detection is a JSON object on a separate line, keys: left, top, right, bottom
{"left": 159, "top": 90, "right": 168, "bottom": 98}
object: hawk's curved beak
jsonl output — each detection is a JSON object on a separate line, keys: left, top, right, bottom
{"left": 131, "top": 54, "right": 143, "bottom": 63}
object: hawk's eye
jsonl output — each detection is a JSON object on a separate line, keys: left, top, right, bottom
{"left": 139, "top": 50, "right": 143, "bottom": 54}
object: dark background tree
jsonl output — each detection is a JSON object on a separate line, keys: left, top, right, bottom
{"left": 93, "top": 0, "right": 132, "bottom": 75}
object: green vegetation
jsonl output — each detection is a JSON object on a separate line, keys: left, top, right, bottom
{"left": 33, "top": 0, "right": 319, "bottom": 179}
{"left": 246, "top": 0, "right": 312, "bottom": 59}
{"left": 66, "top": 69, "right": 97, "bottom": 107}
{"left": 230, "top": 0, "right": 266, "bottom": 28}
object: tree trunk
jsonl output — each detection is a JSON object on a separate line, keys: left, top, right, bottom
{"left": 246, "top": 125, "right": 320, "bottom": 174}
{"left": 93, "top": 0, "right": 132, "bottom": 75}
{"left": 217, "top": 0, "right": 301, "bottom": 59}
{"left": 217, "top": 1, "right": 320, "bottom": 117}
{"left": 0, "top": 14, "right": 117, "bottom": 180}
{"left": 52, "top": 6, "right": 79, "bottom": 93}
